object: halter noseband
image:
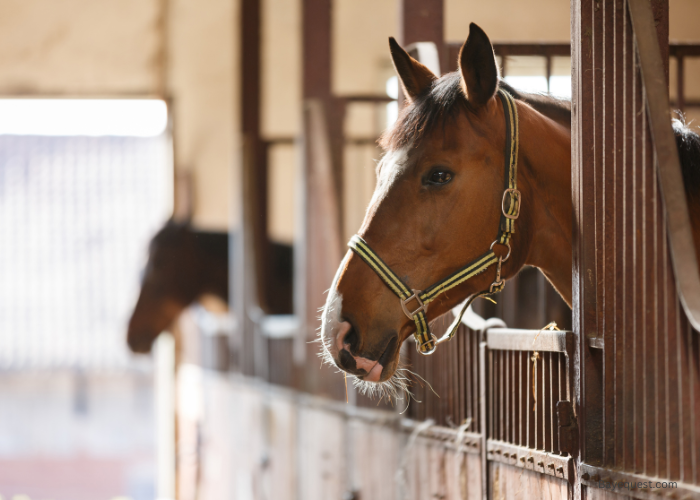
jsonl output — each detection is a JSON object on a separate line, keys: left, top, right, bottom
{"left": 348, "top": 88, "right": 520, "bottom": 356}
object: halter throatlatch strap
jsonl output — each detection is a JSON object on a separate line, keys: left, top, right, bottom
{"left": 347, "top": 88, "right": 520, "bottom": 355}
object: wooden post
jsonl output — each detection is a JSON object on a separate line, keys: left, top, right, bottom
{"left": 398, "top": 0, "right": 445, "bottom": 70}
{"left": 298, "top": 0, "right": 345, "bottom": 399}
{"left": 236, "top": 0, "right": 268, "bottom": 377}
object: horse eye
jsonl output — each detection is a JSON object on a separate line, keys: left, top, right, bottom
{"left": 429, "top": 170, "right": 452, "bottom": 185}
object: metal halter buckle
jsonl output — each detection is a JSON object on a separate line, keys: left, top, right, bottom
{"left": 401, "top": 289, "right": 428, "bottom": 320}
{"left": 416, "top": 333, "right": 438, "bottom": 355}
{"left": 502, "top": 188, "right": 521, "bottom": 220}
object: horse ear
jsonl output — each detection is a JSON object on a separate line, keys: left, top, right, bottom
{"left": 389, "top": 37, "right": 437, "bottom": 103}
{"left": 458, "top": 23, "right": 499, "bottom": 108}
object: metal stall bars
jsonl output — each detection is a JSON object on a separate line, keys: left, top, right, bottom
{"left": 572, "top": 0, "right": 700, "bottom": 497}
{"left": 482, "top": 327, "right": 577, "bottom": 486}
{"left": 407, "top": 308, "right": 578, "bottom": 499}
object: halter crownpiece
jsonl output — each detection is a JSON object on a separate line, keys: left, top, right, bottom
{"left": 348, "top": 88, "right": 520, "bottom": 355}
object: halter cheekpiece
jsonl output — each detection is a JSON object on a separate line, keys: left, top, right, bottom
{"left": 348, "top": 88, "right": 520, "bottom": 355}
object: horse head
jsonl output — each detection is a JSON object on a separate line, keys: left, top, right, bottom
{"left": 320, "top": 23, "right": 572, "bottom": 398}
{"left": 127, "top": 219, "right": 204, "bottom": 353}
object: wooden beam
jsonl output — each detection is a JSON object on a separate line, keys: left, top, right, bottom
{"left": 399, "top": 0, "right": 445, "bottom": 70}
{"left": 236, "top": 0, "right": 268, "bottom": 377}
{"left": 298, "top": 0, "right": 345, "bottom": 399}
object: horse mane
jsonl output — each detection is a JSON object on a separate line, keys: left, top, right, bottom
{"left": 497, "top": 80, "right": 572, "bottom": 128}
{"left": 674, "top": 116, "right": 700, "bottom": 201}
{"left": 380, "top": 72, "right": 700, "bottom": 200}
{"left": 379, "top": 73, "right": 571, "bottom": 151}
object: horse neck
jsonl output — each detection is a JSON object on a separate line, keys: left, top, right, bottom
{"left": 516, "top": 101, "right": 573, "bottom": 306}
{"left": 193, "top": 231, "right": 229, "bottom": 302}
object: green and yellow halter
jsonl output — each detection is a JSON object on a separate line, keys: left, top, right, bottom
{"left": 348, "top": 88, "right": 520, "bottom": 355}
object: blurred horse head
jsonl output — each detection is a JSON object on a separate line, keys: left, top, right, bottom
{"left": 127, "top": 220, "right": 229, "bottom": 353}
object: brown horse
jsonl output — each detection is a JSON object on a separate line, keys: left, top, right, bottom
{"left": 320, "top": 23, "right": 700, "bottom": 399}
{"left": 127, "top": 220, "right": 229, "bottom": 353}
{"left": 127, "top": 220, "right": 295, "bottom": 353}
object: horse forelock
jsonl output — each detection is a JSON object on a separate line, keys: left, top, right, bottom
{"left": 379, "top": 72, "right": 470, "bottom": 152}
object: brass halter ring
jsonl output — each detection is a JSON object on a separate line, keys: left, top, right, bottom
{"left": 490, "top": 239, "right": 512, "bottom": 262}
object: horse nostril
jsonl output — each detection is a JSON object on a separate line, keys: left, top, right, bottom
{"left": 342, "top": 324, "right": 360, "bottom": 353}
{"left": 338, "top": 349, "right": 357, "bottom": 371}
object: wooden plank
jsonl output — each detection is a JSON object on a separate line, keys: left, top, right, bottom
{"left": 489, "top": 462, "right": 570, "bottom": 499}
{"left": 487, "top": 328, "right": 572, "bottom": 353}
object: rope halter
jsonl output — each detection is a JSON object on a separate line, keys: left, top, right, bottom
{"left": 348, "top": 88, "right": 520, "bottom": 356}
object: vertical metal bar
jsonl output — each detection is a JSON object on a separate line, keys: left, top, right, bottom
{"left": 512, "top": 350, "right": 516, "bottom": 444}
{"left": 534, "top": 352, "right": 539, "bottom": 449}
{"left": 622, "top": 0, "right": 635, "bottom": 471}
{"left": 474, "top": 330, "right": 480, "bottom": 433}
{"left": 490, "top": 349, "right": 494, "bottom": 440}
{"left": 651, "top": 78, "right": 660, "bottom": 478}
{"left": 601, "top": 0, "right": 618, "bottom": 467}
{"left": 689, "top": 320, "right": 698, "bottom": 483}
{"left": 506, "top": 350, "right": 510, "bottom": 442}
{"left": 458, "top": 328, "right": 465, "bottom": 426}
{"left": 676, "top": 300, "right": 686, "bottom": 482}
{"left": 656, "top": 148, "right": 667, "bottom": 478}
{"left": 545, "top": 55, "right": 552, "bottom": 93}
{"left": 527, "top": 350, "right": 531, "bottom": 448}
{"left": 541, "top": 352, "right": 546, "bottom": 451}
{"left": 677, "top": 55, "right": 685, "bottom": 112}
{"left": 680, "top": 313, "right": 691, "bottom": 483}
{"left": 499, "top": 350, "right": 504, "bottom": 441}
{"left": 519, "top": 351, "right": 523, "bottom": 446}
{"left": 663, "top": 215, "right": 675, "bottom": 480}
{"left": 550, "top": 351, "right": 554, "bottom": 451}
{"left": 465, "top": 329, "right": 471, "bottom": 428}
{"left": 634, "top": 38, "right": 645, "bottom": 474}
{"left": 612, "top": 0, "right": 625, "bottom": 470}
{"left": 479, "top": 341, "right": 488, "bottom": 500}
